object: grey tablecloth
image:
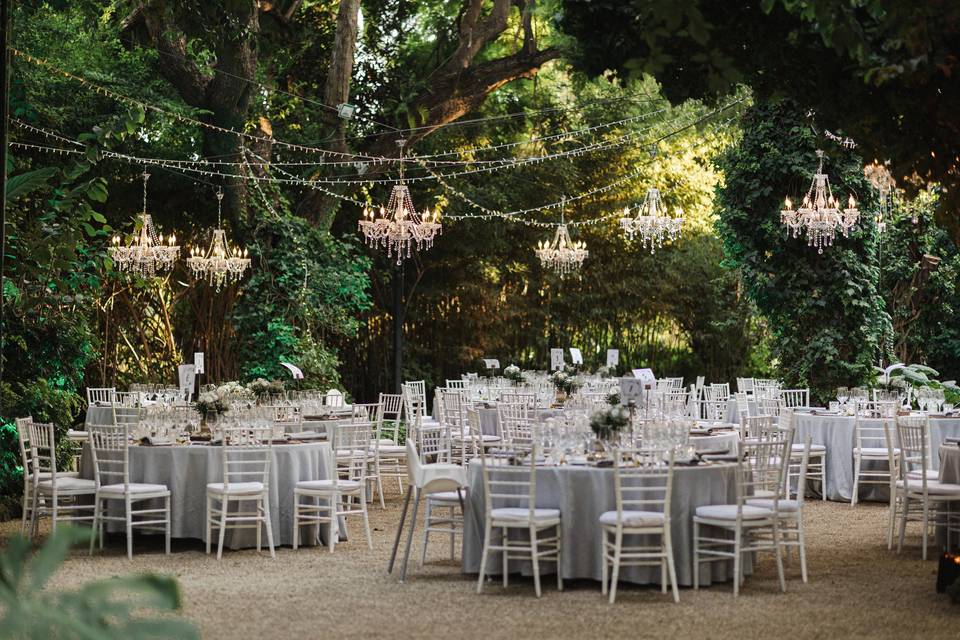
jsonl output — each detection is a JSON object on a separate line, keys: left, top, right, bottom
{"left": 79, "top": 442, "right": 343, "bottom": 549}
{"left": 462, "top": 460, "right": 747, "bottom": 587}
{"left": 791, "top": 413, "right": 960, "bottom": 502}
{"left": 85, "top": 406, "right": 115, "bottom": 427}
{"left": 940, "top": 445, "right": 960, "bottom": 484}
{"left": 477, "top": 407, "right": 563, "bottom": 437}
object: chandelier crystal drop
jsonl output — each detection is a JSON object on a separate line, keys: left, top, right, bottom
{"left": 187, "top": 187, "right": 251, "bottom": 290}
{"left": 358, "top": 139, "right": 441, "bottom": 265}
{"left": 109, "top": 171, "right": 179, "bottom": 277}
{"left": 535, "top": 199, "right": 588, "bottom": 276}
{"left": 618, "top": 187, "right": 684, "bottom": 253}
{"left": 781, "top": 150, "right": 860, "bottom": 254}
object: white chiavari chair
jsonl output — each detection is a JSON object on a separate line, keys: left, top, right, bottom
{"left": 206, "top": 425, "right": 275, "bottom": 560}
{"left": 441, "top": 389, "right": 476, "bottom": 463}
{"left": 27, "top": 420, "right": 95, "bottom": 539}
{"left": 780, "top": 388, "right": 809, "bottom": 409}
{"left": 377, "top": 393, "right": 407, "bottom": 494}
{"left": 706, "top": 383, "right": 730, "bottom": 402}
{"left": 476, "top": 430, "right": 562, "bottom": 598}
{"left": 293, "top": 421, "right": 372, "bottom": 552}
{"left": 736, "top": 377, "right": 755, "bottom": 394}
{"left": 694, "top": 428, "right": 791, "bottom": 596}
{"left": 112, "top": 391, "right": 140, "bottom": 407}
{"left": 600, "top": 446, "right": 678, "bottom": 603}
{"left": 734, "top": 391, "right": 751, "bottom": 424}
{"left": 757, "top": 395, "right": 782, "bottom": 418}
{"left": 87, "top": 387, "right": 116, "bottom": 406}
{"left": 851, "top": 400, "right": 898, "bottom": 506}
{"left": 445, "top": 379, "right": 466, "bottom": 390}
{"left": 893, "top": 415, "right": 960, "bottom": 559}
{"left": 87, "top": 421, "right": 170, "bottom": 559}
{"left": 325, "top": 388, "right": 345, "bottom": 407}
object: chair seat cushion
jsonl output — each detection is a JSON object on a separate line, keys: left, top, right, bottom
{"left": 907, "top": 469, "right": 939, "bottom": 481}
{"left": 375, "top": 438, "right": 396, "bottom": 446}
{"left": 28, "top": 471, "right": 79, "bottom": 481}
{"left": 295, "top": 479, "right": 362, "bottom": 492}
{"left": 792, "top": 443, "right": 826, "bottom": 453}
{"left": 378, "top": 445, "right": 407, "bottom": 455}
{"left": 897, "top": 479, "right": 960, "bottom": 495}
{"left": 598, "top": 510, "right": 665, "bottom": 527}
{"left": 100, "top": 482, "right": 169, "bottom": 496}
{"left": 746, "top": 498, "right": 800, "bottom": 513}
{"left": 206, "top": 481, "right": 265, "bottom": 496}
{"left": 37, "top": 476, "right": 96, "bottom": 491}
{"left": 854, "top": 447, "right": 897, "bottom": 457}
{"left": 427, "top": 490, "right": 464, "bottom": 503}
{"left": 478, "top": 434, "right": 501, "bottom": 443}
{"left": 491, "top": 507, "right": 560, "bottom": 524}
{"left": 695, "top": 504, "right": 774, "bottom": 520}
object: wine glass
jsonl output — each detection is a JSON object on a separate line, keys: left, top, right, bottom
{"left": 836, "top": 387, "right": 849, "bottom": 412}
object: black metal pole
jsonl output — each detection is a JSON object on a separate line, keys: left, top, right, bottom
{"left": 0, "top": 0, "right": 11, "bottom": 384}
{"left": 392, "top": 261, "right": 403, "bottom": 394}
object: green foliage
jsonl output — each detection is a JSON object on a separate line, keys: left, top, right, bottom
{"left": 0, "top": 526, "right": 199, "bottom": 639}
{"left": 715, "top": 99, "right": 889, "bottom": 403}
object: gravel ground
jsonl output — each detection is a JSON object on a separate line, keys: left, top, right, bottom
{"left": 2, "top": 495, "right": 957, "bottom": 639}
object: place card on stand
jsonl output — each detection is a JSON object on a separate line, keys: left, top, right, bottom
{"left": 606, "top": 349, "right": 619, "bottom": 367}
{"left": 569, "top": 348, "right": 583, "bottom": 365}
{"left": 550, "top": 348, "right": 564, "bottom": 371}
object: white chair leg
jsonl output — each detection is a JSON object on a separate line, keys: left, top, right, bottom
{"left": 292, "top": 495, "right": 300, "bottom": 551}
{"left": 693, "top": 521, "right": 701, "bottom": 590}
{"left": 665, "top": 531, "right": 679, "bottom": 603}
{"left": 773, "top": 522, "right": 786, "bottom": 593}
{"left": 89, "top": 498, "right": 100, "bottom": 555}
{"left": 362, "top": 497, "right": 373, "bottom": 550}
{"left": 125, "top": 497, "right": 133, "bottom": 560}
{"left": 608, "top": 528, "right": 622, "bottom": 604}
{"left": 216, "top": 498, "right": 228, "bottom": 560}
{"left": 165, "top": 496, "right": 171, "bottom": 555}
{"left": 732, "top": 527, "right": 742, "bottom": 597}
{"left": 555, "top": 523, "right": 563, "bottom": 592}
{"left": 263, "top": 495, "right": 276, "bottom": 559}
{"left": 388, "top": 486, "right": 413, "bottom": 574}
{"left": 399, "top": 488, "right": 421, "bottom": 583}
{"left": 477, "top": 521, "right": 492, "bottom": 594}
{"left": 851, "top": 457, "right": 861, "bottom": 506}
{"left": 600, "top": 532, "right": 608, "bottom": 597}
{"left": 205, "top": 495, "right": 212, "bottom": 555}
{"left": 797, "top": 517, "right": 808, "bottom": 583}
{"left": 419, "top": 501, "right": 432, "bottom": 566}
{"left": 530, "top": 526, "right": 542, "bottom": 598}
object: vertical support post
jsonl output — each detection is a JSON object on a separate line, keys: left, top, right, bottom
{"left": 392, "top": 261, "right": 403, "bottom": 394}
{"left": 0, "top": 0, "right": 11, "bottom": 384}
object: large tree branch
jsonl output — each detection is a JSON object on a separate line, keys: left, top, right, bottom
{"left": 449, "top": 0, "right": 513, "bottom": 71}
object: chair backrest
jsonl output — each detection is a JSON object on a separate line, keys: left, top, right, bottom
{"left": 497, "top": 402, "right": 533, "bottom": 452}
{"left": 325, "top": 389, "right": 345, "bottom": 407}
{"left": 219, "top": 426, "right": 273, "bottom": 490}
{"left": 734, "top": 392, "right": 750, "bottom": 419}
{"left": 27, "top": 420, "right": 59, "bottom": 483}
{"left": 706, "top": 383, "right": 730, "bottom": 402}
{"left": 854, "top": 401, "right": 896, "bottom": 451}
{"left": 780, "top": 388, "right": 810, "bottom": 409}
{"left": 441, "top": 389, "right": 466, "bottom": 431}
{"left": 499, "top": 391, "right": 537, "bottom": 408}
{"left": 445, "top": 379, "right": 466, "bottom": 390}
{"left": 405, "top": 380, "right": 427, "bottom": 403}
{"left": 112, "top": 405, "right": 141, "bottom": 426}
{"left": 87, "top": 387, "right": 116, "bottom": 406}
{"left": 379, "top": 392, "right": 403, "bottom": 442}
{"left": 757, "top": 395, "right": 782, "bottom": 417}
{"left": 704, "top": 398, "right": 729, "bottom": 422}
{"left": 739, "top": 426, "right": 792, "bottom": 511}
{"left": 895, "top": 414, "right": 930, "bottom": 488}
{"left": 113, "top": 391, "right": 140, "bottom": 407}
{"left": 401, "top": 383, "right": 427, "bottom": 431}
{"left": 477, "top": 428, "right": 539, "bottom": 519}
{"left": 613, "top": 446, "right": 675, "bottom": 523}
{"left": 741, "top": 414, "right": 778, "bottom": 441}
{"left": 15, "top": 416, "right": 33, "bottom": 479}
{"left": 736, "top": 377, "right": 755, "bottom": 394}
{"left": 87, "top": 422, "right": 130, "bottom": 491}
{"left": 329, "top": 420, "right": 370, "bottom": 485}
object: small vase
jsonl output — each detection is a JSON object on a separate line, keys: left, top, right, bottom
{"left": 556, "top": 390, "right": 567, "bottom": 405}
{"left": 586, "top": 438, "right": 608, "bottom": 464}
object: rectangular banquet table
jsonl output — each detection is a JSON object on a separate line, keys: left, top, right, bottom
{"left": 790, "top": 412, "right": 960, "bottom": 502}
{"left": 79, "top": 441, "right": 344, "bottom": 549}
{"left": 462, "top": 460, "right": 748, "bottom": 587}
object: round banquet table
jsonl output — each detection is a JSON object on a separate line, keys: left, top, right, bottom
{"left": 462, "top": 460, "right": 748, "bottom": 587}
{"left": 790, "top": 412, "right": 960, "bottom": 502}
{"left": 79, "top": 441, "right": 343, "bottom": 549}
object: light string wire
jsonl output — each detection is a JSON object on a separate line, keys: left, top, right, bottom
{"left": 430, "top": 100, "right": 746, "bottom": 226}
{"left": 13, "top": 107, "right": 677, "bottom": 184}
{"left": 11, "top": 47, "right": 676, "bottom": 168}
{"left": 10, "top": 100, "right": 744, "bottom": 229}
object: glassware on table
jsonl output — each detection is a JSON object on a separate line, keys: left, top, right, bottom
{"left": 836, "top": 387, "right": 849, "bottom": 410}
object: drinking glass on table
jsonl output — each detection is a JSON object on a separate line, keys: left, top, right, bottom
{"left": 836, "top": 387, "right": 849, "bottom": 411}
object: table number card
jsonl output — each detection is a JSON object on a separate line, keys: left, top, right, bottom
{"left": 193, "top": 352, "right": 204, "bottom": 375}
{"left": 633, "top": 368, "right": 657, "bottom": 388}
{"left": 482, "top": 358, "right": 500, "bottom": 370}
{"left": 550, "top": 348, "right": 565, "bottom": 371}
{"left": 178, "top": 364, "right": 196, "bottom": 398}
{"left": 606, "top": 349, "right": 619, "bottom": 367}
{"left": 569, "top": 348, "right": 583, "bottom": 365}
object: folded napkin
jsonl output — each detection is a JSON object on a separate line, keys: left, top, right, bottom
{"left": 140, "top": 436, "right": 173, "bottom": 446}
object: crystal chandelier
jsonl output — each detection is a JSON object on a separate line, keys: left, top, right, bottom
{"left": 618, "top": 187, "right": 684, "bottom": 253}
{"left": 358, "top": 140, "right": 441, "bottom": 265}
{"left": 187, "top": 187, "right": 251, "bottom": 290}
{"left": 109, "top": 172, "right": 179, "bottom": 277}
{"left": 781, "top": 150, "right": 860, "bottom": 254}
{"left": 535, "top": 199, "right": 588, "bottom": 276}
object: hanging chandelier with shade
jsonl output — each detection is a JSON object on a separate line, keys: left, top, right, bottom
{"left": 187, "top": 187, "right": 251, "bottom": 290}
{"left": 358, "top": 139, "right": 441, "bottom": 265}
{"left": 109, "top": 171, "right": 179, "bottom": 277}
{"left": 618, "top": 187, "right": 684, "bottom": 253}
{"left": 781, "top": 150, "right": 860, "bottom": 253}
{"left": 535, "top": 198, "right": 588, "bottom": 276}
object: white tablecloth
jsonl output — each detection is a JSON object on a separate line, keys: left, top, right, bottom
{"left": 79, "top": 441, "right": 342, "bottom": 548}
{"left": 462, "top": 460, "right": 747, "bottom": 587}
{"left": 791, "top": 412, "right": 960, "bottom": 501}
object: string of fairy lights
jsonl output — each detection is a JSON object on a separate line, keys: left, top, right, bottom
{"left": 10, "top": 46, "right": 751, "bottom": 277}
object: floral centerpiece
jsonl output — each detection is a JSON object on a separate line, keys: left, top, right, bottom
{"left": 195, "top": 381, "right": 254, "bottom": 417}
{"left": 550, "top": 369, "right": 580, "bottom": 396}
{"left": 246, "top": 377, "right": 285, "bottom": 398}
{"left": 596, "top": 365, "right": 617, "bottom": 378}
{"left": 589, "top": 404, "right": 631, "bottom": 442}
{"left": 606, "top": 390, "right": 621, "bottom": 406}
{"left": 503, "top": 364, "right": 524, "bottom": 384}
